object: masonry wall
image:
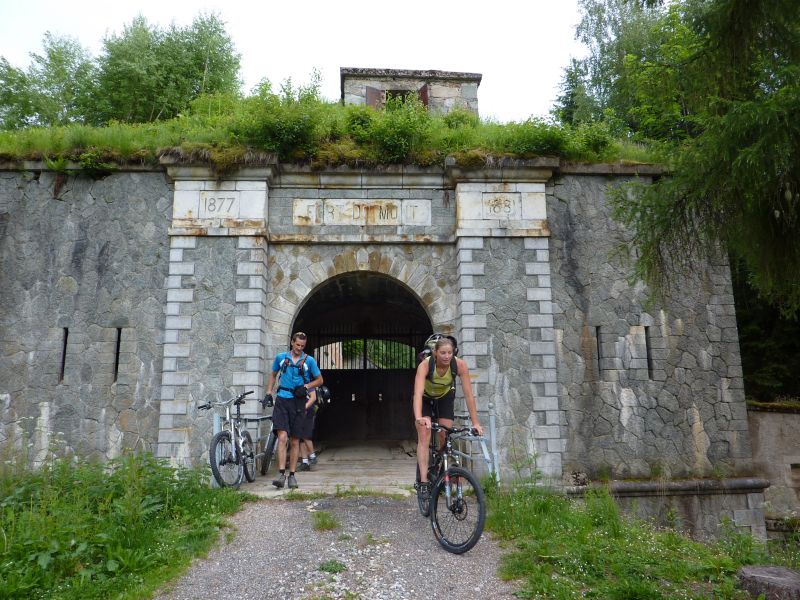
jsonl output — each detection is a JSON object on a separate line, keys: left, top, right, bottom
{"left": 548, "top": 173, "right": 752, "bottom": 481}
{"left": 0, "top": 169, "right": 170, "bottom": 461}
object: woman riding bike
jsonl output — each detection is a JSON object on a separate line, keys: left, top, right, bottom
{"left": 412, "top": 334, "right": 484, "bottom": 500}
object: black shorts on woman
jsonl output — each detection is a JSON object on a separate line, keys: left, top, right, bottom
{"left": 420, "top": 389, "right": 455, "bottom": 421}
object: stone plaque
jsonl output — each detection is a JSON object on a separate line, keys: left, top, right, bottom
{"left": 199, "top": 191, "right": 240, "bottom": 219}
{"left": 293, "top": 199, "right": 431, "bottom": 226}
{"left": 481, "top": 192, "right": 521, "bottom": 220}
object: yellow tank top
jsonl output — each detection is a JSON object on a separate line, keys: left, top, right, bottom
{"left": 423, "top": 359, "right": 455, "bottom": 399}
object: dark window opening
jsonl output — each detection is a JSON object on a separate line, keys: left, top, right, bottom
{"left": 644, "top": 326, "right": 654, "bottom": 379}
{"left": 595, "top": 326, "right": 602, "bottom": 375}
{"left": 113, "top": 327, "right": 122, "bottom": 383}
{"left": 386, "top": 89, "right": 416, "bottom": 103}
{"left": 59, "top": 328, "right": 69, "bottom": 383}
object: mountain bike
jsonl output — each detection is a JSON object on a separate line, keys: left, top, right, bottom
{"left": 415, "top": 420, "right": 486, "bottom": 554}
{"left": 198, "top": 390, "right": 256, "bottom": 489}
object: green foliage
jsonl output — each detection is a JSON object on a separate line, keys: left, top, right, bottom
{"left": 318, "top": 559, "right": 347, "bottom": 574}
{"left": 486, "top": 486, "right": 757, "bottom": 599}
{"left": 370, "top": 95, "right": 432, "bottom": 163}
{"left": 312, "top": 510, "right": 340, "bottom": 531}
{"left": 0, "top": 33, "right": 95, "bottom": 129}
{"left": 0, "top": 452, "right": 244, "bottom": 599}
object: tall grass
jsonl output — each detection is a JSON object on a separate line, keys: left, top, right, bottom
{"left": 485, "top": 485, "right": 793, "bottom": 599}
{"left": 0, "top": 89, "right": 657, "bottom": 169}
{"left": 0, "top": 452, "right": 245, "bottom": 599}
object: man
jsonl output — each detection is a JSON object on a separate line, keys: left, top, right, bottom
{"left": 263, "top": 332, "right": 323, "bottom": 489}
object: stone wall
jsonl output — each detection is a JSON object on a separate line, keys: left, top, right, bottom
{"left": 0, "top": 168, "right": 170, "bottom": 461}
{"left": 549, "top": 172, "right": 752, "bottom": 481}
{"left": 748, "top": 408, "right": 800, "bottom": 516}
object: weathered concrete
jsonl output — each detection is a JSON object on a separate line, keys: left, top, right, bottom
{"left": 748, "top": 408, "right": 800, "bottom": 517}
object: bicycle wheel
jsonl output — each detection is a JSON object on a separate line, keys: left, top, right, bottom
{"left": 430, "top": 466, "right": 485, "bottom": 554}
{"left": 242, "top": 431, "right": 256, "bottom": 483}
{"left": 260, "top": 430, "right": 277, "bottom": 476}
{"left": 209, "top": 430, "right": 243, "bottom": 489}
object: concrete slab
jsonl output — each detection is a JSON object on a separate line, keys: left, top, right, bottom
{"left": 244, "top": 440, "right": 418, "bottom": 499}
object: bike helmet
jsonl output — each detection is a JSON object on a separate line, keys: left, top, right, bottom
{"left": 424, "top": 333, "right": 458, "bottom": 356}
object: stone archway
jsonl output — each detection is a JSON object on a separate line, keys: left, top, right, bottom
{"left": 293, "top": 271, "right": 433, "bottom": 443}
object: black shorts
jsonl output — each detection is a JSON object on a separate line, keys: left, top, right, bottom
{"left": 420, "top": 390, "right": 455, "bottom": 421}
{"left": 272, "top": 396, "right": 306, "bottom": 437}
{"left": 297, "top": 404, "right": 318, "bottom": 440}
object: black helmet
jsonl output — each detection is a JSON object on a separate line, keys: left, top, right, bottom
{"left": 316, "top": 385, "right": 331, "bottom": 403}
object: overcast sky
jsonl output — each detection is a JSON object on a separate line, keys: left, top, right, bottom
{"left": 0, "top": 0, "right": 587, "bottom": 123}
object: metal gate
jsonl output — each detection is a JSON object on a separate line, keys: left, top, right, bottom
{"left": 305, "top": 325, "right": 430, "bottom": 442}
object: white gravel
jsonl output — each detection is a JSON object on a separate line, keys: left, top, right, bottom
{"left": 153, "top": 495, "right": 519, "bottom": 600}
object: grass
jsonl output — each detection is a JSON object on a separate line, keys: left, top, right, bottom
{"left": 318, "top": 559, "right": 347, "bottom": 574}
{"left": 485, "top": 485, "right": 799, "bottom": 599}
{"left": 0, "top": 91, "right": 659, "bottom": 172}
{"left": 312, "top": 511, "right": 340, "bottom": 531}
{"left": 0, "top": 451, "right": 247, "bottom": 600}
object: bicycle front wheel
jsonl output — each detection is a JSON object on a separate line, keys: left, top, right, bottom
{"left": 430, "top": 466, "right": 485, "bottom": 554}
{"left": 260, "top": 430, "right": 277, "bottom": 476}
{"left": 209, "top": 430, "right": 243, "bottom": 489}
{"left": 242, "top": 431, "right": 256, "bottom": 483}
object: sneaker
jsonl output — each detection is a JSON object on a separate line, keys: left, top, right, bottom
{"left": 297, "top": 461, "right": 311, "bottom": 472}
{"left": 309, "top": 454, "right": 317, "bottom": 466}
{"left": 417, "top": 481, "right": 431, "bottom": 500}
{"left": 287, "top": 474, "right": 298, "bottom": 489}
{"left": 272, "top": 473, "right": 286, "bottom": 489}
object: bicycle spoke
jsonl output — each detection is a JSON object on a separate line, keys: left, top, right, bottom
{"left": 431, "top": 466, "right": 485, "bottom": 554}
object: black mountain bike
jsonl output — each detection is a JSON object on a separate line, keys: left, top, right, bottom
{"left": 415, "top": 420, "right": 486, "bottom": 554}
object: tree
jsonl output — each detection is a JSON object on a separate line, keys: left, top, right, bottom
{"left": 609, "top": 0, "right": 800, "bottom": 314}
{"left": 0, "top": 33, "right": 95, "bottom": 128}
{"left": 91, "top": 13, "right": 241, "bottom": 123}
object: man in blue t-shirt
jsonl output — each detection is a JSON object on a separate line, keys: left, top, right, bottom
{"left": 263, "top": 332, "right": 323, "bottom": 489}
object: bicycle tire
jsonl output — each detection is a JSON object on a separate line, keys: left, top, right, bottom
{"left": 209, "top": 430, "right": 243, "bottom": 489}
{"left": 430, "top": 466, "right": 485, "bottom": 554}
{"left": 260, "top": 431, "right": 277, "bottom": 476}
{"left": 242, "top": 430, "right": 256, "bottom": 483}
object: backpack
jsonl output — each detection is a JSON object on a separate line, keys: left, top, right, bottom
{"left": 280, "top": 353, "right": 310, "bottom": 383}
{"left": 417, "top": 333, "right": 459, "bottom": 389}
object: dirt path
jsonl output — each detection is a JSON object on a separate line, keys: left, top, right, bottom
{"left": 154, "top": 495, "right": 519, "bottom": 600}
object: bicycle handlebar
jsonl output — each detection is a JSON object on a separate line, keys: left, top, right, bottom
{"left": 197, "top": 390, "right": 254, "bottom": 410}
{"left": 430, "top": 423, "right": 480, "bottom": 437}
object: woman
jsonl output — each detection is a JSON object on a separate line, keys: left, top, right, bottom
{"left": 412, "top": 336, "right": 484, "bottom": 499}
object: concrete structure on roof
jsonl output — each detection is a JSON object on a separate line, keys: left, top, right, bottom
{"left": 340, "top": 67, "right": 481, "bottom": 114}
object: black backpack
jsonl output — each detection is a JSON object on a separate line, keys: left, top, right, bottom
{"left": 417, "top": 333, "right": 459, "bottom": 390}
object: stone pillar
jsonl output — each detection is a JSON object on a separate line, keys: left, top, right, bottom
{"left": 156, "top": 166, "right": 271, "bottom": 465}
{"left": 454, "top": 173, "right": 565, "bottom": 483}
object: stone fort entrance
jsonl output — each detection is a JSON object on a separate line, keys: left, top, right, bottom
{"left": 0, "top": 67, "right": 769, "bottom": 539}
{"left": 294, "top": 272, "right": 432, "bottom": 442}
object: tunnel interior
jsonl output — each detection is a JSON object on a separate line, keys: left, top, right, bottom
{"left": 292, "top": 272, "right": 432, "bottom": 444}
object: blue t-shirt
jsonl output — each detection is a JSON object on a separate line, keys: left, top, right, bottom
{"left": 272, "top": 352, "right": 321, "bottom": 399}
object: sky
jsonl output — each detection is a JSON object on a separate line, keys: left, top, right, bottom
{"left": 0, "top": 0, "right": 588, "bottom": 123}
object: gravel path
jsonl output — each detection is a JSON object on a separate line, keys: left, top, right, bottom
{"left": 154, "top": 495, "right": 519, "bottom": 600}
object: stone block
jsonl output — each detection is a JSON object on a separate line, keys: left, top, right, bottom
{"left": 232, "top": 372, "right": 260, "bottom": 386}
{"left": 529, "top": 314, "right": 554, "bottom": 328}
{"left": 458, "top": 262, "right": 485, "bottom": 276}
{"left": 529, "top": 341, "right": 555, "bottom": 355}
{"left": 457, "top": 237, "right": 484, "bottom": 250}
{"left": 169, "top": 262, "right": 194, "bottom": 276}
{"left": 165, "top": 316, "right": 192, "bottom": 330}
{"left": 167, "top": 289, "right": 194, "bottom": 303}
{"left": 524, "top": 237, "right": 549, "bottom": 250}
{"left": 170, "top": 236, "right": 197, "bottom": 249}
{"left": 738, "top": 566, "right": 800, "bottom": 600}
